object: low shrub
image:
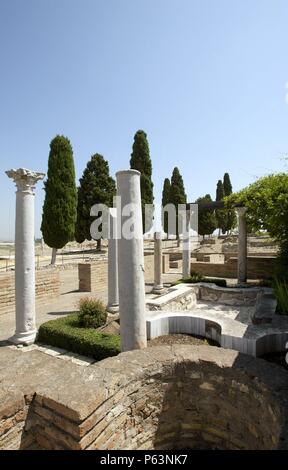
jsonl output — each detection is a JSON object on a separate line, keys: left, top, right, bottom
{"left": 174, "top": 275, "right": 227, "bottom": 288}
{"left": 273, "top": 279, "right": 288, "bottom": 315}
{"left": 37, "top": 314, "right": 120, "bottom": 360}
{"left": 78, "top": 297, "right": 107, "bottom": 328}
{"left": 189, "top": 271, "right": 205, "bottom": 283}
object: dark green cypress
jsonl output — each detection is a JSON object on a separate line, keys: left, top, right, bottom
{"left": 75, "top": 154, "right": 116, "bottom": 250}
{"left": 161, "top": 178, "right": 171, "bottom": 235}
{"left": 223, "top": 173, "right": 233, "bottom": 196}
{"left": 130, "top": 130, "right": 154, "bottom": 231}
{"left": 223, "top": 172, "right": 236, "bottom": 233}
{"left": 41, "top": 135, "right": 77, "bottom": 263}
{"left": 170, "top": 167, "right": 187, "bottom": 239}
{"left": 215, "top": 179, "right": 226, "bottom": 235}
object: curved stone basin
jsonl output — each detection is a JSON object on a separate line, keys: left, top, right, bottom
{"left": 146, "top": 283, "right": 288, "bottom": 357}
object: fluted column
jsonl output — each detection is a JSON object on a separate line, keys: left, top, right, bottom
{"left": 6, "top": 168, "right": 45, "bottom": 345}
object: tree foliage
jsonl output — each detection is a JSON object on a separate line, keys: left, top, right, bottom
{"left": 170, "top": 167, "right": 187, "bottom": 238}
{"left": 215, "top": 179, "right": 226, "bottom": 233}
{"left": 226, "top": 173, "right": 288, "bottom": 279}
{"left": 41, "top": 135, "right": 77, "bottom": 249}
{"left": 196, "top": 194, "right": 217, "bottom": 237}
{"left": 130, "top": 130, "right": 154, "bottom": 231}
{"left": 162, "top": 178, "right": 171, "bottom": 235}
{"left": 223, "top": 172, "right": 236, "bottom": 233}
{"left": 75, "top": 154, "right": 116, "bottom": 244}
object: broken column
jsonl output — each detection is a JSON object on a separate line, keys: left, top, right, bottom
{"left": 107, "top": 208, "right": 119, "bottom": 313}
{"left": 236, "top": 206, "right": 248, "bottom": 284}
{"left": 152, "top": 231, "right": 164, "bottom": 294}
{"left": 116, "top": 169, "right": 147, "bottom": 351}
{"left": 6, "top": 168, "right": 45, "bottom": 345}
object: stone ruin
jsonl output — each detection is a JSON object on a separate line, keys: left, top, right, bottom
{"left": 2, "top": 167, "right": 288, "bottom": 450}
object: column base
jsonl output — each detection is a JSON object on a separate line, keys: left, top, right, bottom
{"left": 182, "top": 273, "right": 190, "bottom": 280}
{"left": 9, "top": 329, "right": 37, "bottom": 346}
{"left": 106, "top": 304, "right": 119, "bottom": 314}
{"left": 152, "top": 286, "right": 166, "bottom": 295}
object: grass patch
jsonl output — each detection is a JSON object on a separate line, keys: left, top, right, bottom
{"left": 37, "top": 314, "right": 120, "bottom": 360}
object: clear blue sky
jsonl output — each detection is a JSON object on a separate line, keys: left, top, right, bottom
{"left": 1, "top": 0, "right": 288, "bottom": 241}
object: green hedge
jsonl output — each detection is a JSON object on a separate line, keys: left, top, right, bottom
{"left": 37, "top": 314, "right": 121, "bottom": 361}
{"left": 173, "top": 277, "right": 227, "bottom": 288}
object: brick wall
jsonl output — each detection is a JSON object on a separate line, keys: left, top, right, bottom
{"left": 78, "top": 260, "right": 108, "bottom": 294}
{"left": 190, "top": 256, "right": 277, "bottom": 280}
{"left": 0, "top": 270, "right": 60, "bottom": 315}
{"left": 1, "top": 346, "right": 286, "bottom": 450}
{"left": 78, "top": 253, "right": 156, "bottom": 292}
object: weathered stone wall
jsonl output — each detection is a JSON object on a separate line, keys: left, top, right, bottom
{"left": 0, "top": 270, "right": 60, "bottom": 315}
{"left": 162, "top": 254, "right": 170, "bottom": 274}
{"left": 78, "top": 254, "right": 155, "bottom": 292}
{"left": 143, "top": 253, "right": 154, "bottom": 283}
{"left": 190, "top": 256, "right": 276, "bottom": 279}
{"left": 1, "top": 345, "right": 287, "bottom": 450}
{"left": 147, "top": 288, "right": 197, "bottom": 311}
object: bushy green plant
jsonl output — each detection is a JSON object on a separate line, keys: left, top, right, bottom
{"left": 37, "top": 314, "right": 120, "bottom": 360}
{"left": 175, "top": 271, "right": 227, "bottom": 288}
{"left": 189, "top": 271, "right": 205, "bottom": 282}
{"left": 226, "top": 173, "right": 288, "bottom": 279}
{"left": 78, "top": 298, "right": 107, "bottom": 328}
{"left": 273, "top": 279, "right": 288, "bottom": 315}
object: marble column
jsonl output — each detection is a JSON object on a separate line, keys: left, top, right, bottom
{"left": 107, "top": 208, "right": 119, "bottom": 314}
{"left": 236, "top": 207, "right": 248, "bottom": 284}
{"left": 6, "top": 168, "right": 45, "bottom": 345}
{"left": 116, "top": 169, "right": 147, "bottom": 351}
{"left": 182, "top": 210, "right": 191, "bottom": 279}
{"left": 152, "top": 232, "right": 165, "bottom": 294}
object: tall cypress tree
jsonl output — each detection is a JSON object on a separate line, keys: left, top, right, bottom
{"left": 223, "top": 173, "right": 233, "bottom": 195}
{"left": 41, "top": 135, "right": 77, "bottom": 265}
{"left": 196, "top": 194, "right": 217, "bottom": 238}
{"left": 161, "top": 178, "right": 171, "bottom": 236}
{"left": 130, "top": 130, "right": 154, "bottom": 232}
{"left": 223, "top": 172, "right": 236, "bottom": 234}
{"left": 75, "top": 154, "right": 116, "bottom": 250}
{"left": 170, "top": 167, "right": 187, "bottom": 241}
{"left": 215, "top": 179, "right": 226, "bottom": 235}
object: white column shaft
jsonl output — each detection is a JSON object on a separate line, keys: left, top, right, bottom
{"left": 107, "top": 208, "right": 119, "bottom": 313}
{"left": 6, "top": 168, "right": 45, "bottom": 345}
{"left": 182, "top": 211, "right": 191, "bottom": 278}
{"left": 236, "top": 207, "right": 248, "bottom": 284}
{"left": 116, "top": 170, "right": 147, "bottom": 351}
{"left": 15, "top": 188, "right": 36, "bottom": 335}
{"left": 153, "top": 232, "right": 163, "bottom": 293}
